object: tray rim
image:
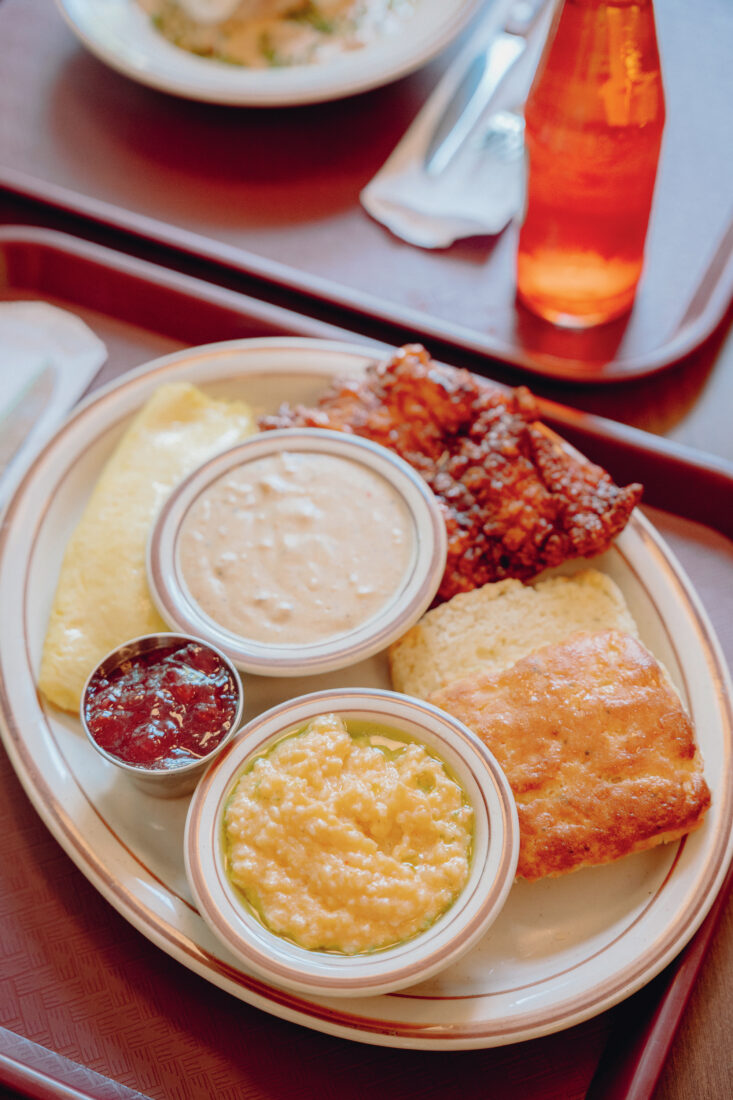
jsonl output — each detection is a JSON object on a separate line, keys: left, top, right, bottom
{"left": 0, "top": 168, "right": 731, "bottom": 386}
{"left": 1, "top": 223, "right": 732, "bottom": 483}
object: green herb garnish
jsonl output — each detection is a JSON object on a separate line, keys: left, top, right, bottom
{"left": 286, "top": 1, "right": 337, "bottom": 34}
{"left": 258, "top": 30, "right": 285, "bottom": 66}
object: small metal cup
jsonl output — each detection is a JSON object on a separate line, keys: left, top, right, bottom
{"left": 80, "top": 633, "right": 244, "bottom": 799}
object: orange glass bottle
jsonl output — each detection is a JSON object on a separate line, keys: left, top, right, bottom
{"left": 516, "top": 0, "right": 665, "bottom": 327}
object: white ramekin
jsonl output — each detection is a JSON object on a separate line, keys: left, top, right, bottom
{"left": 147, "top": 429, "right": 447, "bottom": 677}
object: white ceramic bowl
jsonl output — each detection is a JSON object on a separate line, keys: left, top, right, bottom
{"left": 81, "top": 633, "right": 245, "bottom": 798}
{"left": 55, "top": 0, "right": 484, "bottom": 107}
{"left": 185, "top": 688, "right": 519, "bottom": 997}
{"left": 147, "top": 429, "right": 447, "bottom": 677}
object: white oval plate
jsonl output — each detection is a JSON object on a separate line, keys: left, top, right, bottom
{"left": 0, "top": 337, "right": 731, "bottom": 1050}
{"left": 55, "top": 0, "right": 482, "bottom": 106}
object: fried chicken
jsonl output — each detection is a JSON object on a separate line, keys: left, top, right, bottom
{"left": 260, "top": 345, "right": 643, "bottom": 603}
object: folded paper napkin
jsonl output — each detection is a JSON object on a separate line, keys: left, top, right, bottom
{"left": 0, "top": 302, "right": 107, "bottom": 501}
{"left": 361, "top": 0, "right": 554, "bottom": 249}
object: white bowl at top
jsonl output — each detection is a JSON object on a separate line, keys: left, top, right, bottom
{"left": 184, "top": 688, "right": 519, "bottom": 998}
{"left": 55, "top": 0, "right": 484, "bottom": 107}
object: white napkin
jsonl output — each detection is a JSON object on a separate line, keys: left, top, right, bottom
{"left": 0, "top": 302, "right": 107, "bottom": 497}
{"left": 361, "top": 0, "right": 555, "bottom": 249}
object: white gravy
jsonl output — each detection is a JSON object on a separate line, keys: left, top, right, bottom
{"left": 177, "top": 450, "right": 414, "bottom": 645}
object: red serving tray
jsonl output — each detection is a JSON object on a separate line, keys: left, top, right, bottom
{"left": 0, "top": 0, "right": 731, "bottom": 383}
{"left": 0, "top": 226, "right": 731, "bottom": 1100}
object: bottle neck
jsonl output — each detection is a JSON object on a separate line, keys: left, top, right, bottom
{"left": 526, "top": 0, "right": 665, "bottom": 131}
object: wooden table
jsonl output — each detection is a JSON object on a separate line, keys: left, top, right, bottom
{"left": 657, "top": 894, "right": 733, "bottom": 1100}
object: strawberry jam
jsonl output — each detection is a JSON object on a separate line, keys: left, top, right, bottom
{"left": 84, "top": 640, "right": 239, "bottom": 771}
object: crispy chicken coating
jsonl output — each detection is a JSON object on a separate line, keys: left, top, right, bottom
{"left": 260, "top": 345, "right": 643, "bottom": 603}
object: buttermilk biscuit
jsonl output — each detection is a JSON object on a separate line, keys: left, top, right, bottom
{"left": 431, "top": 630, "right": 711, "bottom": 880}
{"left": 389, "top": 569, "right": 637, "bottom": 699}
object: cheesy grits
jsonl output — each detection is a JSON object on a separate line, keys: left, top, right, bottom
{"left": 223, "top": 713, "right": 473, "bottom": 954}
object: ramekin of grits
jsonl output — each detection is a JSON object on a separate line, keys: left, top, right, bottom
{"left": 184, "top": 688, "right": 519, "bottom": 997}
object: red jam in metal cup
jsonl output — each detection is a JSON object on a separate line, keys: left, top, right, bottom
{"left": 84, "top": 639, "right": 239, "bottom": 771}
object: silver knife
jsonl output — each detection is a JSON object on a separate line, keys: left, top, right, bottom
{"left": 0, "top": 364, "right": 56, "bottom": 479}
{"left": 424, "top": 0, "right": 551, "bottom": 177}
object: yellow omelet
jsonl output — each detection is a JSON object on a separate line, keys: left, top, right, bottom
{"left": 39, "top": 381, "right": 255, "bottom": 712}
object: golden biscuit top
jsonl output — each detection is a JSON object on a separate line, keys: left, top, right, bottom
{"left": 431, "top": 630, "right": 710, "bottom": 880}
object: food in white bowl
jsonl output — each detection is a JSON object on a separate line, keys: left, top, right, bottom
{"left": 185, "top": 688, "right": 519, "bottom": 997}
{"left": 140, "top": 0, "right": 418, "bottom": 69}
{"left": 224, "top": 711, "right": 473, "bottom": 954}
{"left": 175, "top": 446, "right": 414, "bottom": 646}
{"left": 147, "top": 429, "right": 446, "bottom": 676}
